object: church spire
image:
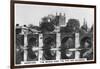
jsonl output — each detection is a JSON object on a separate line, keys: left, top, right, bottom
{"left": 82, "top": 18, "right": 88, "bottom": 32}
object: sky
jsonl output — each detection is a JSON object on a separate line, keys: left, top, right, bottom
{"left": 15, "top": 3, "right": 94, "bottom": 28}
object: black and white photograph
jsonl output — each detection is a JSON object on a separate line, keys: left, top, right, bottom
{"left": 10, "top": 1, "right": 96, "bottom": 68}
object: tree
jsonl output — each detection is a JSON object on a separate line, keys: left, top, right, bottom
{"left": 40, "top": 17, "right": 55, "bottom": 33}
{"left": 62, "top": 19, "right": 80, "bottom": 33}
